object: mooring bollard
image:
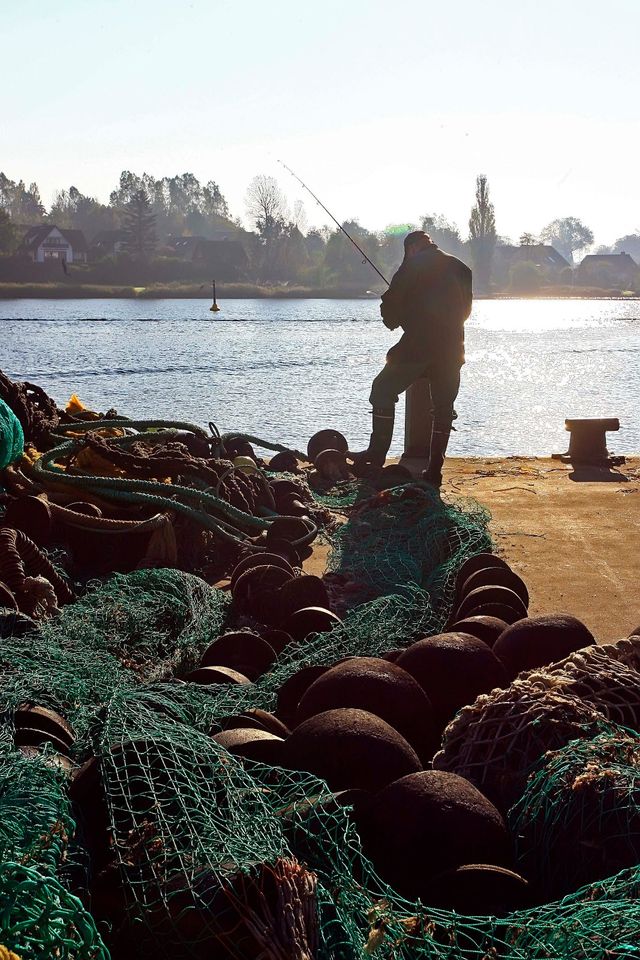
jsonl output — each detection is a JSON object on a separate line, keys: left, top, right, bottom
{"left": 552, "top": 418, "right": 622, "bottom": 466}
{"left": 398, "top": 378, "right": 433, "bottom": 475}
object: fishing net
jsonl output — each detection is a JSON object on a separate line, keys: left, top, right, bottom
{"left": 38, "top": 568, "right": 232, "bottom": 682}
{"left": 73, "top": 685, "right": 640, "bottom": 960}
{"left": 72, "top": 692, "right": 320, "bottom": 959}
{"left": 0, "top": 861, "right": 108, "bottom": 960}
{"left": 528, "top": 637, "right": 640, "bottom": 732}
{"left": 5, "top": 389, "right": 640, "bottom": 959}
{"left": 0, "top": 728, "right": 74, "bottom": 875}
{"left": 433, "top": 675, "right": 616, "bottom": 812}
{"left": 0, "top": 569, "right": 231, "bottom": 750}
{"left": 326, "top": 483, "right": 491, "bottom": 612}
{"left": 0, "top": 400, "right": 23, "bottom": 471}
{"left": 511, "top": 730, "right": 640, "bottom": 901}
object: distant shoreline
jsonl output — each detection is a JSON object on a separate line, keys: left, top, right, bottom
{"left": 0, "top": 282, "right": 637, "bottom": 301}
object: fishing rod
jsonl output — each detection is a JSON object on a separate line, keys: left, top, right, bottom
{"left": 278, "top": 160, "right": 390, "bottom": 286}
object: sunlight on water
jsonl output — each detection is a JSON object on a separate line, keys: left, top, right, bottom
{"left": 2, "top": 298, "right": 639, "bottom": 456}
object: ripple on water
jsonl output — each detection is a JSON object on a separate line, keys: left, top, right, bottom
{"left": 2, "top": 297, "right": 639, "bottom": 455}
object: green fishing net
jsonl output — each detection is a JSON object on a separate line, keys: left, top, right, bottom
{"left": 74, "top": 693, "right": 315, "bottom": 959}
{"left": 0, "top": 570, "right": 231, "bottom": 746}
{"left": 326, "top": 483, "right": 491, "bottom": 610}
{"left": 39, "top": 568, "right": 232, "bottom": 682}
{"left": 0, "top": 399, "right": 24, "bottom": 471}
{"left": 69, "top": 683, "right": 640, "bottom": 960}
{"left": 511, "top": 730, "right": 640, "bottom": 901}
{"left": 0, "top": 729, "right": 74, "bottom": 875}
{"left": 0, "top": 861, "right": 108, "bottom": 960}
{"left": 3, "top": 462, "right": 640, "bottom": 960}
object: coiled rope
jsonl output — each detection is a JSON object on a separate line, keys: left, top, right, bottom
{"left": 30, "top": 421, "right": 316, "bottom": 550}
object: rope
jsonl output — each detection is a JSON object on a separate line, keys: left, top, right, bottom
{"left": 50, "top": 417, "right": 209, "bottom": 439}
{"left": 34, "top": 438, "right": 269, "bottom": 530}
{"left": 221, "top": 432, "right": 307, "bottom": 461}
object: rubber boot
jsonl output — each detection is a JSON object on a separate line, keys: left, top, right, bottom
{"left": 349, "top": 407, "right": 395, "bottom": 472}
{"left": 422, "top": 422, "right": 452, "bottom": 488}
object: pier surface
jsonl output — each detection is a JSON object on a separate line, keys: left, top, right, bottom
{"left": 305, "top": 457, "right": 640, "bottom": 643}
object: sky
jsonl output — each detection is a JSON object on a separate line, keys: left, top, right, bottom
{"left": 2, "top": 0, "right": 639, "bottom": 246}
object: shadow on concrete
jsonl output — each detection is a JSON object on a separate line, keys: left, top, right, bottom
{"left": 568, "top": 465, "right": 630, "bottom": 483}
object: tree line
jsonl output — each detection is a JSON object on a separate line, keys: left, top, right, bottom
{"left": 1, "top": 168, "right": 638, "bottom": 291}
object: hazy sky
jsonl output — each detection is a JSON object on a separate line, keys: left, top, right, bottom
{"left": 2, "top": 0, "right": 638, "bottom": 245}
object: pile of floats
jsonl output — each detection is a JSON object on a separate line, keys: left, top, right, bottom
{"left": 2, "top": 371, "right": 640, "bottom": 956}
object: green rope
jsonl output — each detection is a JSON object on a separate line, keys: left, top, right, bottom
{"left": 52, "top": 417, "right": 209, "bottom": 438}
{"left": 33, "top": 436, "right": 271, "bottom": 537}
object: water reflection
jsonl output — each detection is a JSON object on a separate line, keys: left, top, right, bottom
{"left": 2, "top": 298, "right": 638, "bottom": 456}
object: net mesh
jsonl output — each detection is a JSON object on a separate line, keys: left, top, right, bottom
{"left": 3, "top": 460, "right": 640, "bottom": 958}
{"left": 511, "top": 730, "right": 640, "bottom": 902}
{"left": 0, "top": 728, "right": 74, "bottom": 875}
{"left": 0, "top": 569, "right": 232, "bottom": 748}
{"left": 75, "top": 689, "right": 640, "bottom": 960}
{"left": 326, "top": 483, "right": 491, "bottom": 611}
{"left": 0, "top": 861, "right": 108, "bottom": 960}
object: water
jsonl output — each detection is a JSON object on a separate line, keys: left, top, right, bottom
{"left": 2, "top": 298, "right": 639, "bottom": 456}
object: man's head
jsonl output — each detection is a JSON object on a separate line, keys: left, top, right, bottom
{"left": 404, "top": 230, "right": 435, "bottom": 259}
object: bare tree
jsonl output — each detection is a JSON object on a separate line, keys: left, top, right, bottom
{"left": 292, "top": 199, "right": 308, "bottom": 234}
{"left": 245, "top": 175, "right": 288, "bottom": 229}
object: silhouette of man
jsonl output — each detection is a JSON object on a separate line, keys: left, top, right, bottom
{"left": 350, "top": 230, "right": 472, "bottom": 486}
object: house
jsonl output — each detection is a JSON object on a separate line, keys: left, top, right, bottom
{"left": 577, "top": 253, "right": 638, "bottom": 286}
{"left": 195, "top": 240, "right": 248, "bottom": 279}
{"left": 21, "top": 225, "right": 88, "bottom": 263}
{"left": 165, "top": 235, "right": 248, "bottom": 279}
{"left": 90, "top": 230, "right": 127, "bottom": 258}
{"left": 491, "top": 244, "right": 569, "bottom": 286}
{"left": 166, "top": 236, "right": 204, "bottom": 262}
{"left": 165, "top": 230, "right": 238, "bottom": 260}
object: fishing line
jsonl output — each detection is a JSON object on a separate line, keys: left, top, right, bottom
{"left": 278, "top": 160, "right": 390, "bottom": 286}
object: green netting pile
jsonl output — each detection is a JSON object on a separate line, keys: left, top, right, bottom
{"left": 0, "top": 569, "right": 232, "bottom": 746}
{"left": 511, "top": 730, "right": 640, "bottom": 901}
{"left": 5, "top": 449, "right": 640, "bottom": 959}
{"left": 0, "top": 728, "right": 73, "bottom": 875}
{"left": 0, "top": 861, "right": 108, "bottom": 960}
{"left": 326, "top": 483, "right": 491, "bottom": 610}
{"left": 0, "top": 398, "right": 24, "bottom": 471}
{"left": 75, "top": 693, "right": 322, "bottom": 958}
{"left": 0, "top": 727, "right": 107, "bottom": 959}
{"left": 39, "top": 568, "right": 232, "bottom": 682}
{"left": 70, "top": 683, "right": 640, "bottom": 960}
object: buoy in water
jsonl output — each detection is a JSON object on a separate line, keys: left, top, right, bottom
{"left": 209, "top": 279, "right": 221, "bottom": 312}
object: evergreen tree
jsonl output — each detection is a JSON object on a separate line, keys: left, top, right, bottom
{"left": 0, "top": 173, "right": 45, "bottom": 222}
{"left": 468, "top": 175, "right": 496, "bottom": 293}
{"left": 122, "top": 189, "right": 157, "bottom": 259}
{"left": 0, "top": 209, "right": 17, "bottom": 254}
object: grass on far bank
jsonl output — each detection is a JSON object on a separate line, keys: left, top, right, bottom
{"left": 0, "top": 281, "right": 637, "bottom": 300}
{"left": 0, "top": 281, "right": 381, "bottom": 299}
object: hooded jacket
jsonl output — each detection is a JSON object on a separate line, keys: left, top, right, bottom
{"left": 380, "top": 245, "right": 472, "bottom": 366}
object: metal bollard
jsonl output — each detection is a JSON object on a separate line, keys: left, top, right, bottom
{"left": 398, "top": 378, "right": 432, "bottom": 475}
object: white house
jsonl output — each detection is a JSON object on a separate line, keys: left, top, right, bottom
{"left": 21, "top": 225, "right": 88, "bottom": 264}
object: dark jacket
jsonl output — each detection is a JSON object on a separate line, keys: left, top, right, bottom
{"left": 380, "top": 245, "right": 472, "bottom": 366}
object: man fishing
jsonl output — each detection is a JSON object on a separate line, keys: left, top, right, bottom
{"left": 350, "top": 230, "right": 472, "bottom": 487}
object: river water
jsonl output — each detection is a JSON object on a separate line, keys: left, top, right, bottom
{"left": 2, "top": 298, "right": 639, "bottom": 456}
